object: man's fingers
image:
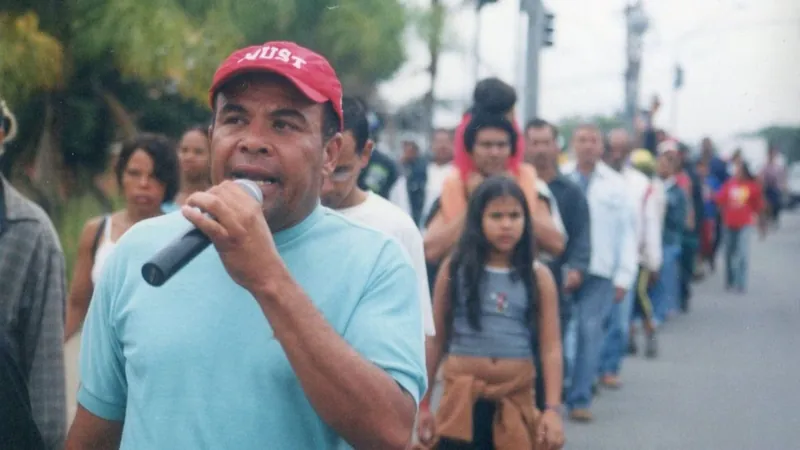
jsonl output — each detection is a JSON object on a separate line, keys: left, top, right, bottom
{"left": 182, "top": 206, "right": 229, "bottom": 242}
{"left": 185, "top": 189, "right": 248, "bottom": 239}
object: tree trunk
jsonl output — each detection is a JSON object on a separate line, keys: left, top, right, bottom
{"left": 31, "top": 97, "right": 66, "bottom": 220}
{"left": 99, "top": 87, "right": 138, "bottom": 142}
{"left": 422, "top": 0, "right": 444, "bottom": 142}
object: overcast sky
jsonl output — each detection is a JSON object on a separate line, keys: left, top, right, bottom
{"left": 378, "top": 0, "right": 800, "bottom": 147}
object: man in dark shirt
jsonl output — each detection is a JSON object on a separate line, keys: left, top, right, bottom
{"left": 525, "top": 118, "right": 591, "bottom": 409}
{"left": 358, "top": 147, "right": 400, "bottom": 199}
{"left": 678, "top": 142, "right": 705, "bottom": 310}
{"left": 399, "top": 140, "right": 429, "bottom": 225}
{"left": 525, "top": 119, "right": 591, "bottom": 306}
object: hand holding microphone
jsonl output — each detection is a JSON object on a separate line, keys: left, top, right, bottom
{"left": 142, "top": 179, "right": 279, "bottom": 291}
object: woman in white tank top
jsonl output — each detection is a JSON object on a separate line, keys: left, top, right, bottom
{"left": 64, "top": 133, "right": 180, "bottom": 341}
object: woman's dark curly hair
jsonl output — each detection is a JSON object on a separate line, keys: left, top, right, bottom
{"left": 115, "top": 133, "right": 180, "bottom": 203}
{"left": 449, "top": 176, "right": 538, "bottom": 332}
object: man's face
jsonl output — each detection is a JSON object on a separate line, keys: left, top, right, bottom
{"left": 525, "top": 126, "right": 557, "bottom": 168}
{"left": 657, "top": 152, "right": 677, "bottom": 178}
{"left": 471, "top": 127, "right": 511, "bottom": 176}
{"left": 401, "top": 142, "right": 418, "bottom": 164}
{"left": 178, "top": 130, "right": 211, "bottom": 182}
{"left": 210, "top": 74, "right": 341, "bottom": 231}
{"left": 320, "top": 131, "right": 372, "bottom": 209}
{"left": 573, "top": 127, "right": 602, "bottom": 167}
{"left": 696, "top": 161, "right": 709, "bottom": 177}
{"left": 431, "top": 131, "right": 453, "bottom": 164}
{"left": 701, "top": 137, "right": 712, "bottom": 154}
{"left": 607, "top": 130, "right": 631, "bottom": 167}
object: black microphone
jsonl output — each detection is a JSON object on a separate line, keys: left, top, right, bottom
{"left": 141, "top": 179, "right": 263, "bottom": 287}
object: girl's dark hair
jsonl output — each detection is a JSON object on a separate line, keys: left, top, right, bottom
{"left": 115, "top": 133, "right": 180, "bottom": 203}
{"left": 182, "top": 125, "right": 208, "bottom": 138}
{"left": 463, "top": 113, "right": 518, "bottom": 156}
{"left": 449, "top": 176, "right": 538, "bottom": 332}
{"left": 472, "top": 77, "right": 517, "bottom": 115}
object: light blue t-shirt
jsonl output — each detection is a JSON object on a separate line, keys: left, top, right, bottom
{"left": 160, "top": 201, "right": 179, "bottom": 213}
{"left": 78, "top": 205, "right": 426, "bottom": 449}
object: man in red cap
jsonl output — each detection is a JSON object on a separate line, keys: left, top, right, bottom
{"left": 66, "top": 41, "right": 426, "bottom": 450}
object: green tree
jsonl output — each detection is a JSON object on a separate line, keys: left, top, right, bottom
{"left": 1, "top": 0, "right": 410, "bottom": 220}
{"left": 1, "top": 0, "right": 242, "bottom": 219}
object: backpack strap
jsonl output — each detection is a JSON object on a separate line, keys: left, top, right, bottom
{"left": 90, "top": 216, "right": 107, "bottom": 262}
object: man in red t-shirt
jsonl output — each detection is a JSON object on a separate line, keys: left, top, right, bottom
{"left": 716, "top": 160, "right": 763, "bottom": 292}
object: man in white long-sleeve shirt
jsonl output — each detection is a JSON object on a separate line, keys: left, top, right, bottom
{"left": 627, "top": 149, "right": 667, "bottom": 358}
{"left": 599, "top": 130, "right": 664, "bottom": 388}
{"left": 562, "top": 124, "right": 638, "bottom": 422}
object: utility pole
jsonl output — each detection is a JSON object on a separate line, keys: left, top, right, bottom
{"left": 473, "top": 7, "right": 482, "bottom": 84}
{"left": 624, "top": 1, "right": 649, "bottom": 134}
{"left": 474, "top": 1, "right": 498, "bottom": 85}
{"left": 671, "top": 64, "right": 684, "bottom": 133}
{"left": 521, "top": 0, "right": 543, "bottom": 123}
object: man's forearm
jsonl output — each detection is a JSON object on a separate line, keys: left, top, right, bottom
{"left": 423, "top": 213, "right": 464, "bottom": 262}
{"left": 254, "top": 270, "right": 415, "bottom": 450}
{"left": 533, "top": 215, "right": 565, "bottom": 256}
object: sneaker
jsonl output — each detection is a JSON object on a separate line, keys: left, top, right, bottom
{"left": 628, "top": 335, "right": 638, "bottom": 355}
{"left": 645, "top": 334, "right": 658, "bottom": 358}
{"left": 600, "top": 374, "right": 621, "bottom": 389}
{"left": 569, "top": 408, "right": 593, "bottom": 422}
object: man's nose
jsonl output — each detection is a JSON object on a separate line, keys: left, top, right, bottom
{"left": 237, "top": 127, "right": 271, "bottom": 155}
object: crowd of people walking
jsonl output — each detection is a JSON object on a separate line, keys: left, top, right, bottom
{"left": 0, "top": 40, "right": 788, "bottom": 449}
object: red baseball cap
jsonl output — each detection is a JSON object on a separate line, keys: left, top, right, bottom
{"left": 209, "top": 41, "right": 343, "bottom": 130}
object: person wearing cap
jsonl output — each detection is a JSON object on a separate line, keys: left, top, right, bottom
{"left": 66, "top": 42, "right": 426, "bottom": 450}
{"left": 1, "top": 98, "right": 67, "bottom": 450}
{"left": 625, "top": 148, "right": 666, "bottom": 357}
{"left": 652, "top": 141, "right": 688, "bottom": 326}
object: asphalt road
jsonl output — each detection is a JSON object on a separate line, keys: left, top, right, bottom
{"left": 64, "top": 213, "right": 800, "bottom": 448}
{"left": 564, "top": 212, "right": 800, "bottom": 449}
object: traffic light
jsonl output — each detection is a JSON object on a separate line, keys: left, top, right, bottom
{"left": 477, "top": 0, "right": 498, "bottom": 9}
{"left": 674, "top": 65, "right": 684, "bottom": 89}
{"left": 542, "top": 12, "right": 555, "bottom": 47}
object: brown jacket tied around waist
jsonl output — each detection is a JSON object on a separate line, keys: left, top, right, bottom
{"left": 416, "top": 355, "right": 541, "bottom": 450}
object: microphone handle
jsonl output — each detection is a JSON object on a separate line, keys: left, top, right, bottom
{"left": 141, "top": 228, "right": 211, "bottom": 287}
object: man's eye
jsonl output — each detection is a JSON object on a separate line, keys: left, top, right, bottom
{"left": 274, "top": 119, "right": 301, "bottom": 132}
{"left": 223, "top": 116, "right": 244, "bottom": 125}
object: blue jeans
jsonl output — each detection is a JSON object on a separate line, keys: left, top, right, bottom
{"left": 565, "top": 275, "right": 615, "bottom": 410}
{"left": 724, "top": 226, "right": 753, "bottom": 290}
{"left": 598, "top": 282, "right": 635, "bottom": 376}
{"left": 652, "top": 244, "right": 681, "bottom": 324}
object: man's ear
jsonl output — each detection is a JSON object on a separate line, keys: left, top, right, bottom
{"left": 322, "top": 132, "right": 343, "bottom": 177}
{"left": 359, "top": 139, "right": 375, "bottom": 168}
